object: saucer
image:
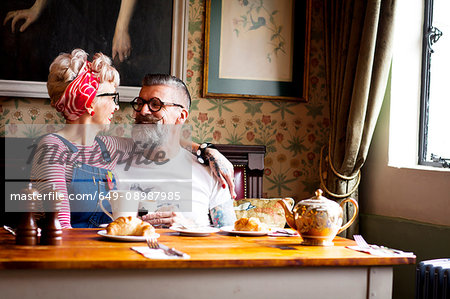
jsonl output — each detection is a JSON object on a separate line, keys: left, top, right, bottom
{"left": 220, "top": 226, "right": 269, "bottom": 236}
{"left": 169, "top": 226, "right": 220, "bottom": 237}
{"left": 97, "top": 230, "right": 160, "bottom": 242}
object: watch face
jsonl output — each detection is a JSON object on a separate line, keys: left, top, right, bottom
{"left": 197, "top": 149, "right": 202, "bottom": 156}
{"left": 200, "top": 143, "right": 207, "bottom": 149}
{"left": 198, "top": 157, "right": 205, "bottom": 164}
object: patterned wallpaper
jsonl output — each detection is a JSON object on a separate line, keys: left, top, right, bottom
{"left": 0, "top": 0, "right": 328, "bottom": 201}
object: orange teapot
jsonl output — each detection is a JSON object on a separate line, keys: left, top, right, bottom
{"left": 278, "top": 189, "right": 358, "bottom": 246}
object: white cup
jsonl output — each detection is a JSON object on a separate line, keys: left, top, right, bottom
{"left": 99, "top": 190, "right": 140, "bottom": 221}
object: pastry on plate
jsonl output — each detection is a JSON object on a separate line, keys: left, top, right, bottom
{"left": 106, "top": 216, "right": 155, "bottom": 236}
{"left": 234, "top": 217, "right": 268, "bottom": 232}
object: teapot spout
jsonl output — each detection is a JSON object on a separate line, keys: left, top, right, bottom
{"left": 278, "top": 199, "right": 296, "bottom": 230}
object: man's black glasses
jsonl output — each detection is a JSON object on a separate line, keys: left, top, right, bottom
{"left": 97, "top": 92, "right": 120, "bottom": 105}
{"left": 131, "top": 97, "right": 184, "bottom": 112}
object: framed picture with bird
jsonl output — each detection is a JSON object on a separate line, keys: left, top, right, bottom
{"left": 203, "top": 0, "right": 311, "bottom": 101}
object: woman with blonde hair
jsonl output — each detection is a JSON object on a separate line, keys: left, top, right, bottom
{"left": 32, "top": 49, "right": 128, "bottom": 228}
{"left": 32, "top": 49, "right": 235, "bottom": 228}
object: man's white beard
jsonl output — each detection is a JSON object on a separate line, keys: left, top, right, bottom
{"left": 132, "top": 116, "right": 170, "bottom": 149}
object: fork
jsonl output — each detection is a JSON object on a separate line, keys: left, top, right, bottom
{"left": 353, "top": 234, "right": 370, "bottom": 249}
{"left": 146, "top": 236, "right": 160, "bottom": 249}
{"left": 145, "top": 237, "right": 185, "bottom": 257}
{"left": 353, "top": 235, "right": 406, "bottom": 255}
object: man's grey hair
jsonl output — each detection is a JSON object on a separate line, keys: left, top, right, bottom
{"left": 142, "top": 74, "right": 191, "bottom": 110}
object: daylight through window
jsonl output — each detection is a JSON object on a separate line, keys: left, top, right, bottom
{"left": 420, "top": 0, "right": 450, "bottom": 167}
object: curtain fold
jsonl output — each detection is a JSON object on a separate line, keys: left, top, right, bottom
{"left": 322, "top": 0, "right": 397, "bottom": 237}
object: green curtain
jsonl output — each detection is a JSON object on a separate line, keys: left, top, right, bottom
{"left": 322, "top": 0, "right": 397, "bottom": 237}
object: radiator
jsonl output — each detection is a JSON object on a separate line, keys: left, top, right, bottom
{"left": 416, "top": 258, "right": 450, "bottom": 299}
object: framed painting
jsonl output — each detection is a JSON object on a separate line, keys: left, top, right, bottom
{"left": 0, "top": 0, "right": 188, "bottom": 102}
{"left": 203, "top": 0, "right": 311, "bottom": 101}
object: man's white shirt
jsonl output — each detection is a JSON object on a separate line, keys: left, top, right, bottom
{"left": 114, "top": 148, "right": 231, "bottom": 227}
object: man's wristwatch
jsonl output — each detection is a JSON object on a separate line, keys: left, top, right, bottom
{"left": 196, "top": 142, "right": 216, "bottom": 166}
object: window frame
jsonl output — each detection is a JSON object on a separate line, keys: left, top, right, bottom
{"left": 419, "top": 0, "right": 447, "bottom": 168}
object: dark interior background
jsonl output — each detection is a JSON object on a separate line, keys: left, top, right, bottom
{"left": 0, "top": 0, "right": 173, "bottom": 87}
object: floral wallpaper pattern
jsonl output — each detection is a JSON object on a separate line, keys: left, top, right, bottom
{"left": 0, "top": 0, "right": 328, "bottom": 202}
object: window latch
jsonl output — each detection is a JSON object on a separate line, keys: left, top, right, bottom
{"left": 431, "top": 153, "right": 449, "bottom": 168}
{"left": 427, "top": 26, "right": 443, "bottom": 53}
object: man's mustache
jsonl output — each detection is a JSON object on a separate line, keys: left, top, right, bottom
{"left": 135, "top": 114, "right": 163, "bottom": 124}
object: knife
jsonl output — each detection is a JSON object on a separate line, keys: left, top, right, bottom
{"left": 3, "top": 225, "right": 16, "bottom": 235}
{"left": 3, "top": 226, "right": 42, "bottom": 237}
{"left": 158, "top": 243, "right": 189, "bottom": 258}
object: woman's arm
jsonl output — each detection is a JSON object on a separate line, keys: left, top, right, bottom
{"left": 189, "top": 142, "right": 237, "bottom": 199}
{"left": 30, "top": 136, "right": 72, "bottom": 228}
{"left": 204, "top": 147, "right": 236, "bottom": 199}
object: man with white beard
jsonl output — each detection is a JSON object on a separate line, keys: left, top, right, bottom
{"left": 114, "top": 74, "right": 236, "bottom": 228}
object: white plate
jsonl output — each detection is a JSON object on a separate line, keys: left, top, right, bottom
{"left": 169, "top": 226, "right": 220, "bottom": 237}
{"left": 220, "top": 226, "right": 269, "bottom": 236}
{"left": 97, "top": 230, "right": 160, "bottom": 242}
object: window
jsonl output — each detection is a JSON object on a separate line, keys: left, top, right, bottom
{"left": 419, "top": 0, "right": 450, "bottom": 168}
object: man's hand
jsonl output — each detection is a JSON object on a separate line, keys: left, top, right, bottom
{"left": 205, "top": 148, "right": 237, "bottom": 199}
{"left": 141, "top": 211, "right": 176, "bottom": 227}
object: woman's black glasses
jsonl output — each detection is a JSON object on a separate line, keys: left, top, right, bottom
{"left": 97, "top": 92, "right": 120, "bottom": 105}
{"left": 131, "top": 97, "right": 184, "bottom": 112}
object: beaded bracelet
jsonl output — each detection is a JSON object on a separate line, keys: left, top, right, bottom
{"left": 196, "top": 143, "right": 216, "bottom": 165}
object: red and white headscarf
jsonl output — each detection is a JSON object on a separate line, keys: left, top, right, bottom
{"left": 55, "top": 62, "right": 100, "bottom": 120}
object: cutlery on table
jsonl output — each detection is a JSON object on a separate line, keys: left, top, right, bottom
{"left": 3, "top": 225, "right": 16, "bottom": 235}
{"left": 353, "top": 234, "right": 412, "bottom": 255}
{"left": 146, "top": 236, "right": 186, "bottom": 257}
{"left": 353, "top": 234, "right": 371, "bottom": 250}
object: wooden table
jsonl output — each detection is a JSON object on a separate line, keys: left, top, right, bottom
{"left": 0, "top": 228, "right": 415, "bottom": 299}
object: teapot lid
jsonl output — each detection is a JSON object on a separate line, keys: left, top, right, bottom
{"left": 297, "top": 189, "right": 338, "bottom": 207}
{"left": 312, "top": 189, "right": 326, "bottom": 200}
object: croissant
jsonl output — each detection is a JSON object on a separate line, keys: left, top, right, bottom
{"left": 234, "top": 217, "right": 267, "bottom": 231}
{"left": 106, "top": 216, "right": 155, "bottom": 236}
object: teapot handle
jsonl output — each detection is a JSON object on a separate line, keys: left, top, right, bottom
{"left": 337, "top": 197, "right": 359, "bottom": 234}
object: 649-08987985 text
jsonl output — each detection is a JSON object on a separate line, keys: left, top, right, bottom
{"left": 99, "top": 191, "right": 181, "bottom": 201}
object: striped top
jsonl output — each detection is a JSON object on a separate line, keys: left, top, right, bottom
{"left": 30, "top": 134, "right": 133, "bottom": 228}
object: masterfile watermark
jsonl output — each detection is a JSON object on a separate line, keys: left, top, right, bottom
{"left": 27, "top": 140, "right": 170, "bottom": 171}
{"left": 4, "top": 124, "right": 194, "bottom": 212}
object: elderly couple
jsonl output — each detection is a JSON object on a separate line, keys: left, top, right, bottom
{"left": 30, "top": 49, "right": 236, "bottom": 229}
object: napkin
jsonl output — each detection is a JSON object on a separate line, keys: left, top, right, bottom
{"left": 346, "top": 245, "right": 415, "bottom": 257}
{"left": 131, "top": 247, "right": 190, "bottom": 259}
